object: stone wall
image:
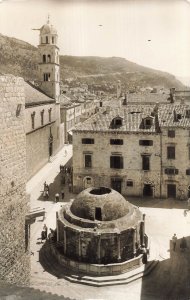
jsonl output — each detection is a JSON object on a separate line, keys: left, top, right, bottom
{"left": 0, "top": 75, "right": 30, "bottom": 285}
{"left": 25, "top": 103, "right": 61, "bottom": 180}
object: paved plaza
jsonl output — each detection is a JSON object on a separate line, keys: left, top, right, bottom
{"left": 19, "top": 146, "right": 190, "bottom": 300}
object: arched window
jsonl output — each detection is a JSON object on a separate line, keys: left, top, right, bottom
{"left": 143, "top": 117, "right": 153, "bottom": 129}
{"left": 110, "top": 116, "right": 123, "bottom": 129}
{"left": 52, "top": 37, "right": 54, "bottom": 44}
{"left": 43, "top": 55, "right": 46, "bottom": 63}
{"left": 47, "top": 55, "right": 51, "bottom": 63}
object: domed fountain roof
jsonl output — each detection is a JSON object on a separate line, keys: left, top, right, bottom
{"left": 70, "top": 187, "right": 130, "bottom": 221}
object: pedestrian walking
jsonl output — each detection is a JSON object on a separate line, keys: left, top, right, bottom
{"left": 43, "top": 181, "right": 47, "bottom": 191}
{"left": 61, "top": 189, "right": 65, "bottom": 200}
{"left": 55, "top": 193, "right": 60, "bottom": 203}
{"left": 172, "top": 233, "right": 177, "bottom": 251}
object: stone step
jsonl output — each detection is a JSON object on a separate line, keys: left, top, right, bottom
{"left": 33, "top": 244, "right": 159, "bottom": 287}
{"left": 63, "top": 260, "right": 159, "bottom": 287}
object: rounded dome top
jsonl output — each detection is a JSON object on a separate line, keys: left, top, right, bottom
{"left": 40, "top": 21, "right": 57, "bottom": 35}
{"left": 70, "top": 187, "right": 130, "bottom": 221}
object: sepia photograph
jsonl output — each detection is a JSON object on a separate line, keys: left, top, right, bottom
{"left": 0, "top": 0, "right": 190, "bottom": 299}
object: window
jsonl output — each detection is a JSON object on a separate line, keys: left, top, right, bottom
{"left": 115, "top": 119, "right": 122, "bottom": 126}
{"left": 47, "top": 54, "right": 51, "bottom": 63}
{"left": 110, "top": 117, "right": 123, "bottom": 129}
{"left": 126, "top": 180, "right": 133, "bottom": 187}
{"left": 186, "top": 169, "right": 190, "bottom": 175}
{"left": 48, "top": 108, "right": 52, "bottom": 122}
{"left": 95, "top": 207, "right": 102, "bottom": 221}
{"left": 110, "top": 155, "right": 123, "bottom": 169}
{"left": 167, "top": 146, "right": 175, "bottom": 159}
{"left": 40, "top": 110, "right": 44, "bottom": 126}
{"left": 168, "top": 130, "right": 175, "bottom": 138}
{"left": 165, "top": 168, "right": 178, "bottom": 175}
{"left": 110, "top": 139, "right": 123, "bottom": 145}
{"left": 189, "top": 146, "right": 190, "bottom": 160}
{"left": 84, "top": 154, "right": 92, "bottom": 168}
{"left": 46, "top": 36, "right": 48, "bottom": 44}
{"left": 139, "top": 140, "right": 153, "bottom": 146}
{"left": 86, "top": 177, "right": 92, "bottom": 184}
{"left": 144, "top": 118, "right": 153, "bottom": 129}
{"left": 31, "top": 112, "right": 35, "bottom": 129}
{"left": 43, "top": 54, "right": 46, "bottom": 63}
{"left": 44, "top": 73, "right": 50, "bottom": 81}
{"left": 142, "top": 155, "right": 150, "bottom": 171}
{"left": 82, "top": 138, "right": 94, "bottom": 144}
{"left": 52, "top": 37, "right": 55, "bottom": 44}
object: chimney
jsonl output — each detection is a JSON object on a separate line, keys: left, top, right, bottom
{"left": 169, "top": 87, "right": 175, "bottom": 103}
{"left": 123, "top": 93, "right": 128, "bottom": 105}
{"left": 173, "top": 109, "right": 178, "bottom": 122}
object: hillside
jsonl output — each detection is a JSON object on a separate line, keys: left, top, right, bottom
{"left": 0, "top": 33, "right": 184, "bottom": 91}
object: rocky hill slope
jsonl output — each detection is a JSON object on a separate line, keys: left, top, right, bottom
{"left": 0, "top": 33, "right": 184, "bottom": 91}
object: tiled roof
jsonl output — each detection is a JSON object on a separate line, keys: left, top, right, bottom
{"left": 158, "top": 104, "right": 190, "bottom": 127}
{"left": 74, "top": 105, "right": 157, "bottom": 133}
{"left": 125, "top": 92, "right": 170, "bottom": 104}
{"left": 24, "top": 81, "right": 54, "bottom": 105}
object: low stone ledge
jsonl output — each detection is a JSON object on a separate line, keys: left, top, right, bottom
{"left": 49, "top": 242, "right": 143, "bottom": 276}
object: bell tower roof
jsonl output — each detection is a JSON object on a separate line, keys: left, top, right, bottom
{"left": 40, "top": 16, "right": 57, "bottom": 35}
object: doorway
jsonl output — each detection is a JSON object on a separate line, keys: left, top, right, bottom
{"left": 83, "top": 177, "right": 93, "bottom": 189}
{"left": 167, "top": 184, "right": 176, "bottom": 198}
{"left": 95, "top": 207, "right": 102, "bottom": 221}
{"left": 143, "top": 184, "right": 153, "bottom": 197}
{"left": 111, "top": 178, "right": 122, "bottom": 193}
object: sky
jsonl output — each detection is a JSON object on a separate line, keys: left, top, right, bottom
{"left": 0, "top": 0, "right": 190, "bottom": 82}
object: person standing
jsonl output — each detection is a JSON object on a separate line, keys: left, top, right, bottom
{"left": 172, "top": 233, "right": 177, "bottom": 251}
{"left": 61, "top": 189, "right": 65, "bottom": 200}
{"left": 41, "top": 224, "right": 48, "bottom": 242}
{"left": 55, "top": 193, "right": 60, "bottom": 203}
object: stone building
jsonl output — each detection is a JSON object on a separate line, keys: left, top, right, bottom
{"left": 72, "top": 104, "right": 161, "bottom": 197}
{"left": 72, "top": 102, "right": 190, "bottom": 199}
{"left": 25, "top": 19, "right": 61, "bottom": 179}
{"left": 0, "top": 75, "right": 30, "bottom": 285}
{"left": 60, "top": 95, "right": 98, "bottom": 143}
{"left": 158, "top": 104, "right": 190, "bottom": 199}
{"left": 56, "top": 187, "right": 146, "bottom": 275}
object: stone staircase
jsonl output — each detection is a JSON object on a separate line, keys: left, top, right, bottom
{"left": 0, "top": 280, "right": 74, "bottom": 300}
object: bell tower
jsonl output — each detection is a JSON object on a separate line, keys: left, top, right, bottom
{"left": 37, "top": 17, "right": 60, "bottom": 101}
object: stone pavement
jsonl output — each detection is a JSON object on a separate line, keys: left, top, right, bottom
{"left": 25, "top": 148, "right": 190, "bottom": 300}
